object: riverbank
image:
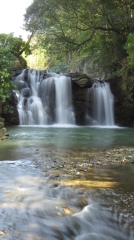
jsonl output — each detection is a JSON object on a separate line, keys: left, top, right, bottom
{"left": 35, "top": 145, "right": 134, "bottom": 168}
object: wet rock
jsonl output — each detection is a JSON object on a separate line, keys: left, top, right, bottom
{"left": 35, "top": 149, "right": 39, "bottom": 154}
{"left": 62, "top": 207, "right": 74, "bottom": 215}
{"left": 77, "top": 198, "right": 88, "bottom": 208}
{"left": 0, "top": 231, "right": 5, "bottom": 236}
{"left": 0, "top": 117, "right": 4, "bottom": 123}
{"left": 70, "top": 73, "right": 93, "bottom": 88}
{"left": 130, "top": 154, "right": 134, "bottom": 164}
{"left": 0, "top": 127, "right": 6, "bottom": 139}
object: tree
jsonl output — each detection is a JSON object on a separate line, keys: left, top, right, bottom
{"left": 0, "top": 33, "right": 31, "bottom": 69}
{"left": 26, "top": 36, "right": 50, "bottom": 70}
{"left": 0, "top": 33, "right": 31, "bottom": 106}
{"left": 24, "top": 0, "right": 134, "bottom": 71}
{"left": 0, "top": 38, "right": 14, "bottom": 103}
{"left": 125, "top": 33, "right": 134, "bottom": 67}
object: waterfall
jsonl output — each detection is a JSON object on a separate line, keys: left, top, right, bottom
{"left": 14, "top": 70, "right": 75, "bottom": 126}
{"left": 55, "top": 75, "right": 75, "bottom": 124}
{"left": 13, "top": 70, "right": 115, "bottom": 127}
{"left": 87, "top": 81, "right": 115, "bottom": 126}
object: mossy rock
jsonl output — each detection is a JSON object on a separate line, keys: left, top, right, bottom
{"left": 0, "top": 128, "right": 6, "bottom": 138}
{"left": 0, "top": 122, "right": 4, "bottom": 129}
{"left": 73, "top": 78, "right": 91, "bottom": 88}
{"left": 0, "top": 118, "right": 4, "bottom": 123}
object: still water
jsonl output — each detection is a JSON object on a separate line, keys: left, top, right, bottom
{"left": 1, "top": 126, "right": 134, "bottom": 159}
{"left": 0, "top": 126, "right": 134, "bottom": 239}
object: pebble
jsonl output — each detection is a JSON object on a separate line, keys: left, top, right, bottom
{"left": 0, "top": 231, "right": 5, "bottom": 236}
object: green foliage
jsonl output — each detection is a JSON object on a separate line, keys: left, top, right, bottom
{"left": 88, "top": 31, "right": 126, "bottom": 74}
{"left": 125, "top": 33, "right": 134, "bottom": 67}
{"left": 0, "top": 43, "right": 15, "bottom": 103}
{"left": 26, "top": 36, "right": 50, "bottom": 70}
{"left": 24, "top": 0, "right": 134, "bottom": 72}
{"left": 0, "top": 33, "right": 31, "bottom": 105}
{"left": 0, "top": 33, "right": 31, "bottom": 69}
{"left": 48, "top": 62, "right": 69, "bottom": 73}
{"left": 0, "top": 33, "right": 31, "bottom": 57}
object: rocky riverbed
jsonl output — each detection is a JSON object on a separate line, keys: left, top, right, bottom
{"left": 32, "top": 146, "right": 134, "bottom": 231}
{"left": 0, "top": 142, "right": 134, "bottom": 238}
{"left": 1, "top": 125, "right": 134, "bottom": 238}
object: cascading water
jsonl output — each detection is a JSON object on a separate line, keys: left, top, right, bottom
{"left": 14, "top": 69, "right": 75, "bottom": 125}
{"left": 16, "top": 69, "right": 45, "bottom": 125}
{"left": 13, "top": 70, "right": 115, "bottom": 127}
{"left": 87, "top": 81, "right": 115, "bottom": 126}
{"left": 55, "top": 75, "right": 75, "bottom": 124}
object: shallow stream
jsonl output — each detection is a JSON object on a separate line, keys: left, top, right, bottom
{"left": 0, "top": 126, "right": 134, "bottom": 239}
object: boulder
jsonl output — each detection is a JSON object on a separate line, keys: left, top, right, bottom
{"left": 0, "top": 128, "right": 6, "bottom": 138}
{"left": 0, "top": 122, "right": 4, "bottom": 129}
{"left": 0, "top": 116, "right": 7, "bottom": 140}
{"left": 64, "top": 73, "right": 93, "bottom": 88}
{"left": 0, "top": 118, "right": 4, "bottom": 123}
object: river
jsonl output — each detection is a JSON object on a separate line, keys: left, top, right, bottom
{"left": 0, "top": 126, "right": 134, "bottom": 239}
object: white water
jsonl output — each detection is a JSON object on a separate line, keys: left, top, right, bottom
{"left": 14, "top": 70, "right": 115, "bottom": 127}
{"left": 55, "top": 75, "right": 75, "bottom": 124}
{"left": 87, "top": 81, "right": 115, "bottom": 126}
{"left": 15, "top": 70, "right": 75, "bottom": 125}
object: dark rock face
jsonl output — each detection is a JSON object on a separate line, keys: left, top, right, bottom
{"left": 72, "top": 81, "right": 88, "bottom": 125}
{"left": 67, "top": 73, "right": 93, "bottom": 125}
{"left": 108, "top": 78, "right": 124, "bottom": 126}
{"left": 108, "top": 77, "right": 133, "bottom": 127}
